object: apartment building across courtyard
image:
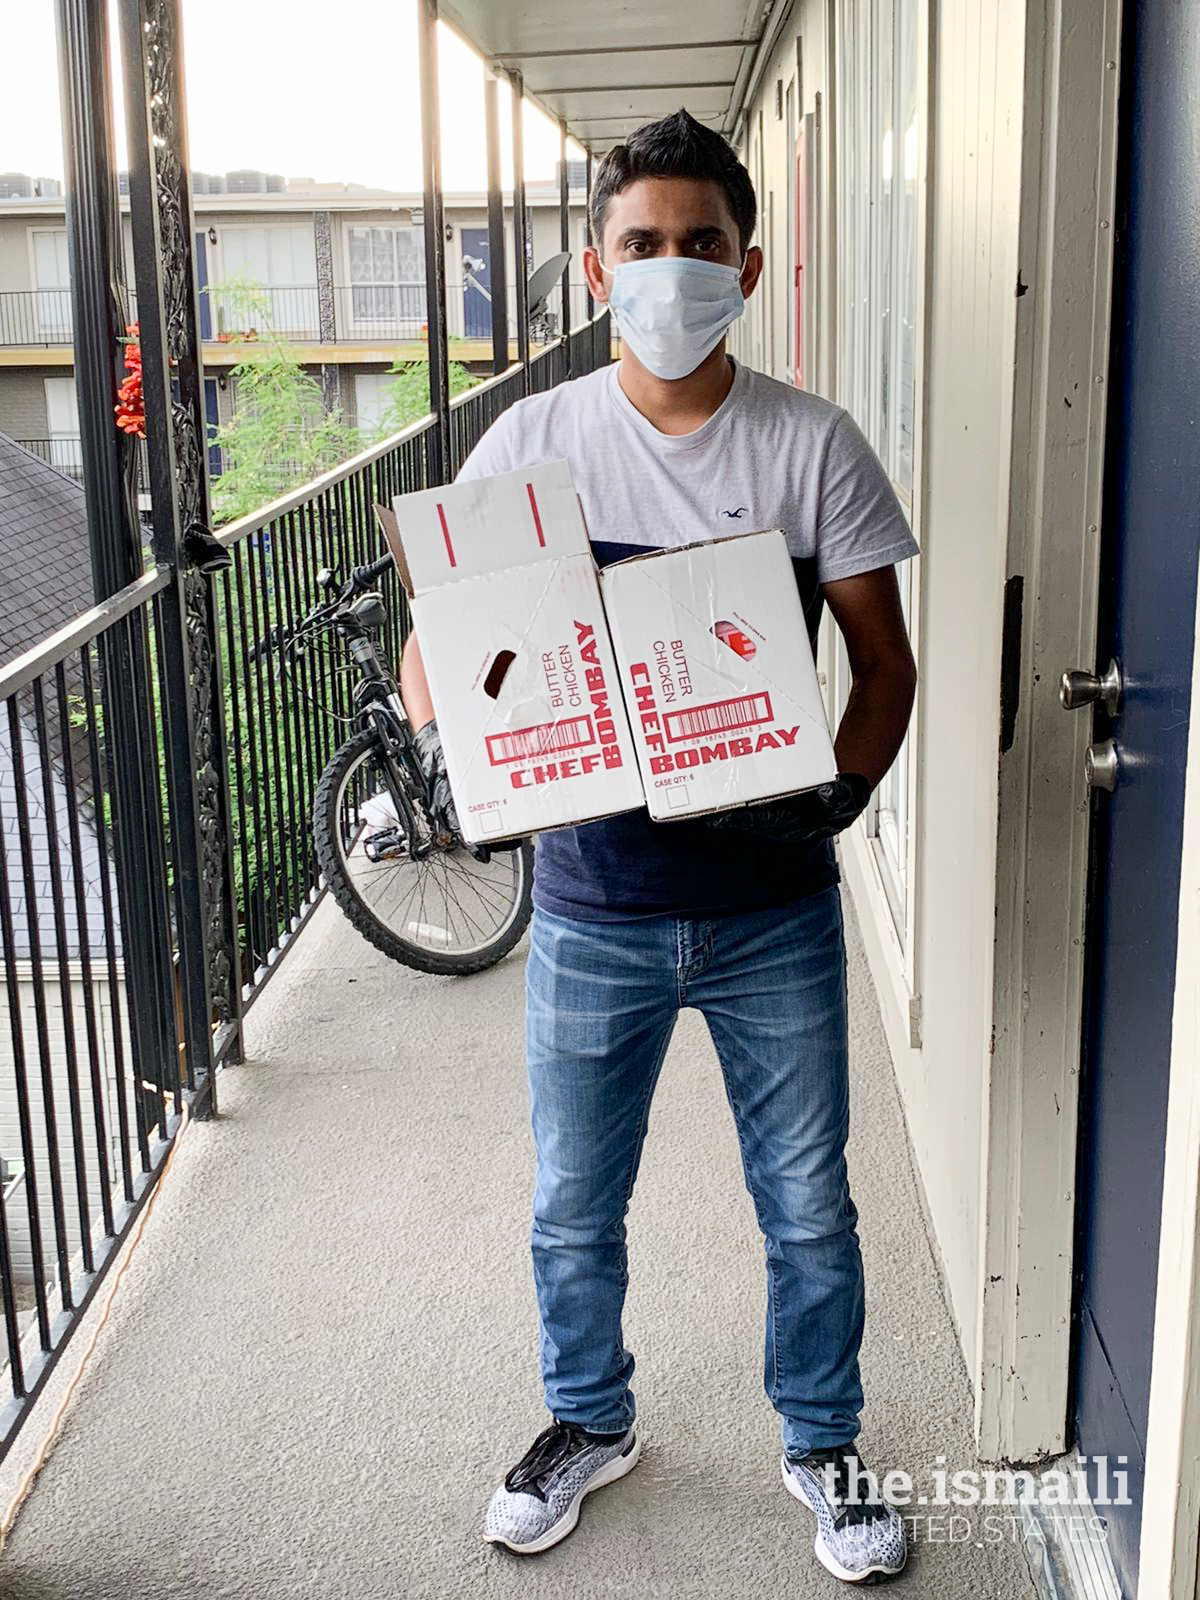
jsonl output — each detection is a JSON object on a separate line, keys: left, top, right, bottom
{"left": 0, "top": 166, "right": 588, "bottom": 474}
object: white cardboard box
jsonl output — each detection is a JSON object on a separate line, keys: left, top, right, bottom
{"left": 601, "top": 528, "right": 838, "bottom": 821}
{"left": 377, "top": 460, "right": 642, "bottom": 844}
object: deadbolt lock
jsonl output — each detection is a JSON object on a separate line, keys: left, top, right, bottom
{"left": 1085, "top": 739, "right": 1119, "bottom": 792}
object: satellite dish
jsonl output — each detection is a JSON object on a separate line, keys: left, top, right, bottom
{"left": 527, "top": 252, "right": 571, "bottom": 316}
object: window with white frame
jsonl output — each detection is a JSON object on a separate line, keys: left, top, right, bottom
{"left": 353, "top": 372, "right": 393, "bottom": 437}
{"left": 43, "top": 376, "right": 82, "bottom": 475}
{"left": 834, "top": 0, "right": 920, "bottom": 933}
{"left": 31, "top": 228, "right": 72, "bottom": 339}
{"left": 215, "top": 225, "right": 318, "bottom": 336}
{"left": 347, "top": 226, "right": 425, "bottom": 333}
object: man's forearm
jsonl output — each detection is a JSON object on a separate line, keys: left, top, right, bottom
{"left": 832, "top": 655, "right": 917, "bottom": 789}
{"left": 400, "top": 630, "right": 436, "bottom": 731}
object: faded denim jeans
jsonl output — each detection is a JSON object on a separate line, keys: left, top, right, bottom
{"left": 524, "top": 883, "right": 865, "bottom": 1458}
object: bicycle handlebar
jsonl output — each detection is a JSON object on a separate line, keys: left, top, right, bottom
{"left": 355, "top": 552, "right": 396, "bottom": 586}
{"left": 247, "top": 552, "right": 396, "bottom": 662}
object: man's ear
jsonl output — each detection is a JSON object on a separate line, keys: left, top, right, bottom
{"left": 582, "top": 245, "right": 610, "bottom": 304}
{"left": 739, "top": 245, "right": 765, "bottom": 299}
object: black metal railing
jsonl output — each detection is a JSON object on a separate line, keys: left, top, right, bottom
{"left": 18, "top": 438, "right": 150, "bottom": 493}
{"left": 329, "top": 282, "right": 593, "bottom": 346}
{"left": 529, "top": 338, "right": 568, "bottom": 394}
{"left": 0, "top": 569, "right": 187, "bottom": 1449}
{"left": 329, "top": 283, "right": 433, "bottom": 344}
{"left": 211, "top": 420, "right": 432, "bottom": 994}
{"left": 570, "top": 314, "right": 616, "bottom": 376}
{"left": 0, "top": 289, "right": 132, "bottom": 347}
{"left": 15, "top": 439, "right": 85, "bottom": 478}
{"left": 447, "top": 361, "right": 526, "bottom": 467}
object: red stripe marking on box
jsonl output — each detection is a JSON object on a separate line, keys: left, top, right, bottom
{"left": 663, "top": 691, "right": 774, "bottom": 743}
{"left": 486, "top": 715, "right": 596, "bottom": 766}
{"left": 436, "top": 502, "right": 456, "bottom": 567}
{"left": 527, "top": 482, "right": 545, "bottom": 547}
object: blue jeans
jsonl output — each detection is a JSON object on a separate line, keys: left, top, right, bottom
{"left": 524, "top": 884, "right": 865, "bottom": 1459}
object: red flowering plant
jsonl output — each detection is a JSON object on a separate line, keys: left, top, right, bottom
{"left": 115, "top": 323, "right": 146, "bottom": 438}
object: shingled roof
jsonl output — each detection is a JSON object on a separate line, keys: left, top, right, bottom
{"left": 0, "top": 434, "right": 115, "bottom": 959}
{"left": 0, "top": 433, "right": 95, "bottom": 670}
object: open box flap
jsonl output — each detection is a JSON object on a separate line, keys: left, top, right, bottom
{"left": 372, "top": 503, "right": 414, "bottom": 597}
{"left": 388, "top": 459, "right": 589, "bottom": 595}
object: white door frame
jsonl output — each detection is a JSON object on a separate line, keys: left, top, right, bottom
{"left": 975, "top": 0, "right": 1123, "bottom": 1460}
{"left": 825, "top": 0, "right": 929, "bottom": 1039}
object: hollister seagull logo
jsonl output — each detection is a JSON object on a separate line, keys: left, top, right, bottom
{"left": 721, "top": 506, "right": 748, "bottom": 519}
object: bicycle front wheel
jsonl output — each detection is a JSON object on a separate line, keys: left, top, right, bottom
{"left": 313, "top": 728, "right": 533, "bottom": 975}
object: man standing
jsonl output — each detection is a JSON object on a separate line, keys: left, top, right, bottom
{"left": 401, "top": 109, "right": 918, "bottom": 1584}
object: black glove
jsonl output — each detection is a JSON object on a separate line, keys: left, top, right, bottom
{"left": 411, "top": 719, "right": 532, "bottom": 861}
{"left": 703, "top": 772, "right": 873, "bottom": 845}
{"left": 412, "top": 718, "right": 491, "bottom": 860}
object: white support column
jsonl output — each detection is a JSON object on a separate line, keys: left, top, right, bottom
{"left": 1138, "top": 545, "right": 1200, "bottom": 1599}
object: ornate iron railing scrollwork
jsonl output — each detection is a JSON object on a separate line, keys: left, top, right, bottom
{"left": 117, "top": 0, "right": 243, "bottom": 1089}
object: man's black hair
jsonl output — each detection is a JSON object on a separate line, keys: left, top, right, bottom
{"left": 588, "top": 108, "right": 757, "bottom": 256}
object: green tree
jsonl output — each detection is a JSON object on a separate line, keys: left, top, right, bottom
{"left": 209, "top": 277, "right": 363, "bottom": 524}
{"left": 364, "top": 340, "right": 479, "bottom": 441}
{"left": 209, "top": 280, "right": 480, "bottom": 521}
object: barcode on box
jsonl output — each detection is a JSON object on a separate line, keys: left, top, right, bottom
{"left": 486, "top": 715, "right": 595, "bottom": 766}
{"left": 664, "top": 692, "right": 774, "bottom": 743}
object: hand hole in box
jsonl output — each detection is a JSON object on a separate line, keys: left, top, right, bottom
{"left": 484, "top": 649, "right": 517, "bottom": 698}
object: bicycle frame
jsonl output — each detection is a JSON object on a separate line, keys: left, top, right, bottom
{"left": 333, "top": 598, "right": 439, "bottom": 861}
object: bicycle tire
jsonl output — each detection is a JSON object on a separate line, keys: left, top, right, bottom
{"left": 313, "top": 727, "right": 533, "bottom": 976}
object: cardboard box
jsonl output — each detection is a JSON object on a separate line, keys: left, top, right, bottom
{"left": 601, "top": 528, "right": 838, "bottom": 821}
{"left": 377, "top": 460, "right": 642, "bottom": 844}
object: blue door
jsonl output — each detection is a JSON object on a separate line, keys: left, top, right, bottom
{"left": 462, "top": 227, "right": 492, "bottom": 338}
{"left": 203, "top": 377, "right": 220, "bottom": 477}
{"left": 1070, "top": 1, "right": 1200, "bottom": 1593}
{"left": 194, "top": 230, "right": 212, "bottom": 341}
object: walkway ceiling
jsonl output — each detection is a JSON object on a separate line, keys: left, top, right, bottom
{"left": 442, "top": 0, "right": 775, "bottom": 156}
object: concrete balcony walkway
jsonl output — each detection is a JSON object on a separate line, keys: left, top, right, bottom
{"left": 0, "top": 886, "right": 1038, "bottom": 1600}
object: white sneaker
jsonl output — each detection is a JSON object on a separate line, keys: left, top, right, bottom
{"left": 782, "top": 1444, "right": 908, "bottom": 1583}
{"left": 483, "top": 1419, "right": 641, "bottom": 1555}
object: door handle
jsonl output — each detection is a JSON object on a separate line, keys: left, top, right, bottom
{"left": 1060, "top": 657, "right": 1123, "bottom": 715}
{"left": 1085, "top": 739, "right": 1119, "bottom": 792}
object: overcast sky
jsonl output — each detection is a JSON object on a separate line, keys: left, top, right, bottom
{"left": 3, "top": 0, "right": 580, "bottom": 191}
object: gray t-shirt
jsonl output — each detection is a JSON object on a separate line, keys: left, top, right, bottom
{"left": 456, "top": 354, "right": 919, "bottom": 580}
{"left": 452, "top": 355, "right": 919, "bottom": 921}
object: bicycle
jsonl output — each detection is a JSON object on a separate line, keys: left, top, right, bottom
{"left": 255, "top": 554, "right": 533, "bottom": 975}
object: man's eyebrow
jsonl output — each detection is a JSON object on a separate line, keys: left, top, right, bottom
{"left": 614, "top": 223, "right": 731, "bottom": 244}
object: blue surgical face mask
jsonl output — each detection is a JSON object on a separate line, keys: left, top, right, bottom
{"left": 597, "top": 254, "right": 747, "bottom": 380}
